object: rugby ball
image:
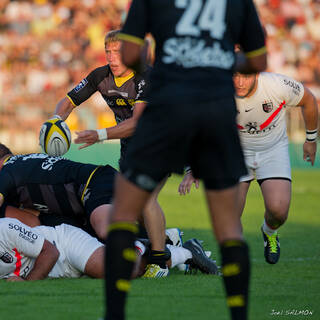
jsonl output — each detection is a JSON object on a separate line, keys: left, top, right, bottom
{"left": 39, "top": 119, "right": 71, "bottom": 156}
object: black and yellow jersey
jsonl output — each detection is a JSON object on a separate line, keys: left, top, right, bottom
{"left": 0, "top": 154, "right": 116, "bottom": 219}
{"left": 67, "top": 64, "right": 150, "bottom": 159}
{"left": 120, "top": 0, "right": 266, "bottom": 104}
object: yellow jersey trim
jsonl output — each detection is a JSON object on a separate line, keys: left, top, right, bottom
{"left": 135, "top": 100, "right": 146, "bottom": 104}
{"left": 245, "top": 46, "right": 267, "bottom": 58}
{"left": 114, "top": 72, "right": 135, "bottom": 88}
{"left": 66, "top": 94, "right": 77, "bottom": 108}
{"left": 3, "top": 155, "right": 12, "bottom": 165}
{"left": 81, "top": 166, "right": 100, "bottom": 203}
{"left": 118, "top": 33, "right": 145, "bottom": 46}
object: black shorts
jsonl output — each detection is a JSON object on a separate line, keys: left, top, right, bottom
{"left": 121, "top": 97, "right": 247, "bottom": 191}
{"left": 83, "top": 165, "right": 116, "bottom": 216}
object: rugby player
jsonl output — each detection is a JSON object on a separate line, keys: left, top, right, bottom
{"left": 47, "top": 30, "right": 168, "bottom": 276}
{"left": 103, "top": 1, "right": 267, "bottom": 320}
{"left": 179, "top": 72, "right": 318, "bottom": 265}
{"left": 0, "top": 143, "right": 115, "bottom": 240}
{"left": 0, "top": 217, "right": 219, "bottom": 281}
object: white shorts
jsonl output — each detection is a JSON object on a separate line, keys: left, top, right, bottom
{"left": 35, "top": 224, "right": 103, "bottom": 278}
{"left": 240, "top": 142, "right": 291, "bottom": 182}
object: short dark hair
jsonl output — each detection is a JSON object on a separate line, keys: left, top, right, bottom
{"left": 0, "top": 143, "right": 13, "bottom": 159}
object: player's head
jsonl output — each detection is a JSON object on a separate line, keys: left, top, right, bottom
{"left": 233, "top": 73, "right": 258, "bottom": 98}
{"left": 104, "top": 30, "right": 131, "bottom": 77}
{"left": 0, "top": 143, "right": 12, "bottom": 159}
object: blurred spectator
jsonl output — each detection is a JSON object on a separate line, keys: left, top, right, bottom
{"left": 0, "top": 0, "right": 319, "bottom": 152}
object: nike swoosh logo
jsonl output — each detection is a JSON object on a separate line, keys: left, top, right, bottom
{"left": 245, "top": 108, "right": 254, "bottom": 112}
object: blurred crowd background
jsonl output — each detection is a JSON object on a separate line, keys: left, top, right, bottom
{"left": 0, "top": 0, "right": 319, "bottom": 152}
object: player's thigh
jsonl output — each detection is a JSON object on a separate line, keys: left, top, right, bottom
{"left": 255, "top": 143, "right": 291, "bottom": 181}
{"left": 260, "top": 179, "right": 291, "bottom": 215}
{"left": 89, "top": 204, "right": 112, "bottom": 239}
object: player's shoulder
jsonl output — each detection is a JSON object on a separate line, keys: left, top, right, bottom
{"left": 89, "top": 65, "right": 110, "bottom": 79}
{"left": 259, "top": 72, "right": 301, "bottom": 87}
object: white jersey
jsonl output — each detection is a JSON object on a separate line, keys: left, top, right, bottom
{"left": 236, "top": 72, "right": 304, "bottom": 151}
{"left": 0, "top": 218, "right": 103, "bottom": 279}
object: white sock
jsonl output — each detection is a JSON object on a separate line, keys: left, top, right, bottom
{"left": 134, "top": 240, "right": 146, "bottom": 256}
{"left": 167, "top": 244, "right": 192, "bottom": 268}
{"left": 262, "top": 220, "right": 278, "bottom": 236}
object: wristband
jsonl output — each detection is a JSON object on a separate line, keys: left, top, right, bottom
{"left": 185, "top": 166, "right": 192, "bottom": 174}
{"left": 96, "top": 128, "right": 108, "bottom": 141}
{"left": 51, "top": 114, "right": 62, "bottom": 121}
{"left": 306, "top": 129, "right": 318, "bottom": 142}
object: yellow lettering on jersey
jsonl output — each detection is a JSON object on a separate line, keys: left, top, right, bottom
{"left": 128, "top": 99, "right": 135, "bottom": 106}
{"left": 114, "top": 72, "right": 134, "bottom": 87}
{"left": 116, "top": 98, "right": 127, "bottom": 106}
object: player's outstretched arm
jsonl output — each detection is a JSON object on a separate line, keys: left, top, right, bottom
{"left": 54, "top": 96, "right": 74, "bottom": 121}
{"left": 178, "top": 171, "right": 200, "bottom": 195}
{"left": 299, "top": 86, "right": 319, "bottom": 166}
{"left": 74, "top": 102, "right": 147, "bottom": 149}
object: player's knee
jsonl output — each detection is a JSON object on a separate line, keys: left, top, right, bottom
{"left": 266, "top": 203, "right": 289, "bottom": 223}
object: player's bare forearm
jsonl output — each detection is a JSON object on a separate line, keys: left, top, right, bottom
{"left": 26, "top": 240, "right": 59, "bottom": 280}
{"left": 299, "top": 87, "right": 319, "bottom": 132}
{"left": 54, "top": 97, "right": 74, "bottom": 121}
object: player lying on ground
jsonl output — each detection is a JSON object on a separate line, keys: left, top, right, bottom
{"left": 179, "top": 71, "right": 318, "bottom": 265}
{"left": 0, "top": 217, "right": 219, "bottom": 280}
{"left": 0, "top": 143, "right": 115, "bottom": 240}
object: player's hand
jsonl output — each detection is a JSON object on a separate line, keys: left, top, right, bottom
{"left": 303, "top": 140, "right": 317, "bottom": 166}
{"left": 74, "top": 130, "right": 99, "bottom": 149}
{"left": 6, "top": 276, "right": 25, "bottom": 282}
{"left": 178, "top": 172, "right": 199, "bottom": 195}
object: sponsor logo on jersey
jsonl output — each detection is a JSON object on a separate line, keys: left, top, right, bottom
{"left": 0, "top": 252, "right": 14, "bottom": 263}
{"left": 33, "top": 203, "right": 49, "bottom": 213}
{"left": 283, "top": 79, "right": 300, "bottom": 91}
{"left": 262, "top": 101, "right": 273, "bottom": 113}
{"left": 245, "top": 122, "right": 258, "bottom": 134}
{"left": 74, "top": 79, "right": 88, "bottom": 92}
{"left": 8, "top": 223, "right": 39, "bottom": 243}
{"left": 245, "top": 108, "right": 254, "bottom": 113}
{"left": 163, "top": 37, "right": 234, "bottom": 69}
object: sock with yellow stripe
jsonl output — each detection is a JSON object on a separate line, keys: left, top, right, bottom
{"left": 220, "top": 240, "right": 250, "bottom": 320}
{"left": 148, "top": 250, "right": 167, "bottom": 268}
{"left": 105, "top": 222, "right": 138, "bottom": 320}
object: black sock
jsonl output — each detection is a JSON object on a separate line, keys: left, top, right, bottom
{"left": 105, "top": 222, "right": 138, "bottom": 320}
{"left": 147, "top": 250, "right": 168, "bottom": 268}
{"left": 220, "top": 240, "right": 250, "bottom": 320}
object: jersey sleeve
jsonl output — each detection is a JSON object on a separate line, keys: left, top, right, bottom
{"left": 1, "top": 219, "right": 45, "bottom": 258}
{"left": 238, "top": 0, "right": 266, "bottom": 58}
{"left": 273, "top": 74, "right": 305, "bottom": 107}
{"left": 66, "top": 66, "right": 108, "bottom": 106}
{"left": 119, "top": 0, "right": 149, "bottom": 46}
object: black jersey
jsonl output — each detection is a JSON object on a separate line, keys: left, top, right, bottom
{"left": 67, "top": 65, "right": 150, "bottom": 159}
{"left": 0, "top": 154, "right": 104, "bottom": 218}
{"left": 120, "top": 0, "right": 266, "bottom": 104}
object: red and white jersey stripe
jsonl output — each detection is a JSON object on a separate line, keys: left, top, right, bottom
{"left": 236, "top": 72, "right": 304, "bottom": 151}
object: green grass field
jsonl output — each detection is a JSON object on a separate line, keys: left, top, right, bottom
{"left": 1, "top": 170, "right": 319, "bottom": 320}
